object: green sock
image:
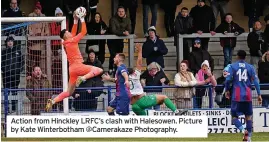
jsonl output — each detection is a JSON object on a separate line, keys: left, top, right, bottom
{"left": 164, "top": 98, "right": 177, "bottom": 112}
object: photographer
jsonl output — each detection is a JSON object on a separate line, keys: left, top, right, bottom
{"left": 247, "top": 21, "right": 267, "bottom": 69}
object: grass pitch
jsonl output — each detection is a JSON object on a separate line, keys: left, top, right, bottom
{"left": 2, "top": 132, "right": 269, "bottom": 141}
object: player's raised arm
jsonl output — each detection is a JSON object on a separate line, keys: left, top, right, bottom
{"left": 72, "top": 8, "right": 87, "bottom": 42}
{"left": 135, "top": 43, "right": 143, "bottom": 71}
{"left": 71, "top": 12, "right": 79, "bottom": 37}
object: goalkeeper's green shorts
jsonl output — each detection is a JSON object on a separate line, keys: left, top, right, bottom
{"left": 132, "top": 95, "right": 157, "bottom": 115}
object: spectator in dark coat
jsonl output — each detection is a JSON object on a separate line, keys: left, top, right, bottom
{"left": 142, "top": 26, "right": 168, "bottom": 68}
{"left": 86, "top": 12, "right": 108, "bottom": 64}
{"left": 215, "top": 66, "right": 232, "bottom": 108}
{"left": 189, "top": 38, "right": 214, "bottom": 75}
{"left": 215, "top": 13, "right": 245, "bottom": 68}
{"left": 160, "top": 0, "right": 182, "bottom": 37}
{"left": 2, "top": 0, "right": 22, "bottom": 17}
{"left": 210, "top": 0, "right": 230, "bottom": 26}
{"left": 174, "top": 7, "right": 193, "bottom": 61}
{"left": 1, "top": 35, "right": 23, "bottom": 112}
{"left": 72, "top": 50, "right": 104, "bottom": 111}
{"left": 140, "top": 62, "right": 170, "bottom": 110}
{"left": 107, "top": 6, "right": 131, "bottom": 75}
{"left": 86, "top": 0, "right": 99, "bottom": 22}
{"left": 247, "top": 21, "right": 267, "bottom": 69}
{"left": 39, "top": 0, "right": 63, "bottom": 16}
{"left": 243, "top": 0, "right": 265, "bottom": 31}
{"left": 119, "top": 0, "right": 138, "bottom": 34}
{"left": 189, "top": 0, "right": 216, "bottom": 51}
{"left": 258, "top": 51, "right": 269, "bottom": 107}
{"left": 142, "top": 0, "right": 158, "bottom": 37}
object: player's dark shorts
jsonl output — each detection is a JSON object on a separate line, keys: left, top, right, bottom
{"left": 231, "top": 101, "right": 253, "bottom": 117}
{"left": 109, "top": 95, "right": 130, "bottom": 115}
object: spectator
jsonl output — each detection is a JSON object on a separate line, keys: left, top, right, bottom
{"left": 190, "top": 0, "right": 216, "bottom": 50}
{"left": 247, "top": 21, "right": 267, "bottom": 69}
{"left": 119, "top": 0, "right": 138, "bottom": 34}
{"left": 210, "top": 0, "right": 230, "bottom": 26}
{"left": 2, "top": 0, "right": 22, "bottom": 17}
{"left": 63, "top": 0, "right": 85, "bottom": 30}
{"left": 243, "top": 0, "right": 265, "bottom": 31}
{"left": 28, "top": 2, "right": 46, "bottom": 17}
{"left": 50, "top": 7, "right": 66, "bottom": 56}
{"left": 27, "top": 1, "right": 50, "bottom": 76}
{"left": 72, "top": 50, "right": 104, "bottom": 111}
{"left": 140, "top": 62, "right": 170, "bottom": 110}
{"left": 142, "top": 0, "right": 158, "bottom": 37}
{"left": 26, "top": 66, "right": 52, "bottom": 115}
{"left": 215, "top": 13, "right": 245, "bottom": 68}
{"left": 174, "top": 7, "right": 193, "bottom": 61}
{"left": 1, "top": 35, "right": 23, "bottom": 113}
{"left": 160, "top": 0, "right": 182, "bottom": 37}
{"left": 142, "top": 26, "right": 168, "bottom": 68}
{"left": 215, "top": 65, "right": 232, "bottom": 108}
{"left": 86, "top": 0, "right": 99, "bottom": 22}
{"left": 174, "top": 60, "right": 197, "bottom": 109}
{"left": 39, "top": 0, "right": 63, "bottom": 16}
{"left": 258, "top": 51, "right": 269, "bottom": 107}
{"left": 189, "top": 38, "right": 214, "bottom": 75}
{"left": 195, "top": 60, "right": 217, "bottom": 108}
{"left": 86, "top": 12, "right": 108, "bottom": 64}
{"left": 107, "top": 6, "right": 131, "bottom": 75}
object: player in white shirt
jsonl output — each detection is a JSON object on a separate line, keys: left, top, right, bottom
{"left": 128, "top": 44, "right": 187, "bottom": 115}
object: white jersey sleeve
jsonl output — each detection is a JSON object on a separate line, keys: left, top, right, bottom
{"left": 129, "top": 69, "right": 144, "bottom": 96}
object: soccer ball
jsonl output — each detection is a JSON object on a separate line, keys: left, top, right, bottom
{"left": 75, "top": 7, "right": 86, "bottom": 19}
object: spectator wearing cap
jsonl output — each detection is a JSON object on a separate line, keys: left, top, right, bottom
{"left": 258, "top": 51, "right": 269, "bottom": 107}
{"left": 189, "top": 38, "right": 214, "bottom": 75}
{"left": 50, "top": 7, "right": 67, "bottom": 56}
{"left": 215, "top": 64, "right": 232, "bottom": 108}
{"left": 27, "top": 1, "right": 50, "bottom": 76}
{"left": 174, "top": 60, "right": 197, "bottom": 109}
{"left": 243, "top": 0, "right": 265, "bottom": 31}
{"left": 160, "top": 0, "right": 182, "bottom": 37}
{"left": 86, "top": 12, "right": 108, "bottom": 64}
{"left": 1, "top": 35, "right": 23, "bottom": 113}
{"left": 210, "top": 0, "right": 230, "bottom": 27}
{"left": 2, "top": 0, "right": 22, "bottom": 17}
{"left": 195, "top": 60, "right": 217, "bottom": 108}
{"left": 247, "top": 21, "right": 267, "bottom": 69}
{"left": 28, "top": 1, "right": 45, "bottom": 17}
{"left": 215, "top": 13, "right": 245, "bottom": 68}
{"left": 72, "top": 50, "right": 104, "bottom": 111}
{"left": 174, "top": 7, "right": 193, "bottom": 61}
{"left": 107, "top": 6, "right": 131, "bottom": 75}
{"left": 142, "top": 26, "right": 168, "bottom": 68}
{"left": 190, "top": 0, "right": 216, "bottom": 50}
{"left": 142, "top": 0, "right": 159, "bottom": 37}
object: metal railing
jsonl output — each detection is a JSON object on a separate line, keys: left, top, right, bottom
{"left": 177, "top": 33, "right": 249, "bottom": 63}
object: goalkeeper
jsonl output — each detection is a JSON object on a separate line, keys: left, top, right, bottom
{"left": 45, "top": 8, "right": 103, "bottom": 112}
{"left": 128, "top": 44, "right": 187, "bottom": 115}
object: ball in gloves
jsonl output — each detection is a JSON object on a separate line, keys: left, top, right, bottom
{"left": 75, "top": 7, "right": 86, "bottom": 18}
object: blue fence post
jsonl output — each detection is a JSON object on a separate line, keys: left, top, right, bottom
{"left": 208, "top": 86, "right": 213, "bottom": 108}
{"left": 4, "top": 88, "right": 9, "bottom": 137}
{"left": 107, "top": 86, "right": 112, "bottom": 106}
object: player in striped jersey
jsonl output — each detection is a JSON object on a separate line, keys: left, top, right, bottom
{"left": 224, "top": 50, "right": 262, "bottom": 142}
{"left": 128, "top": 44, "right": 187, "bottom": 115}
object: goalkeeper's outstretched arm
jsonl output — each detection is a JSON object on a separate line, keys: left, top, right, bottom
{"left": 72, "top": 17, "right": 87, "bottom": 43}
